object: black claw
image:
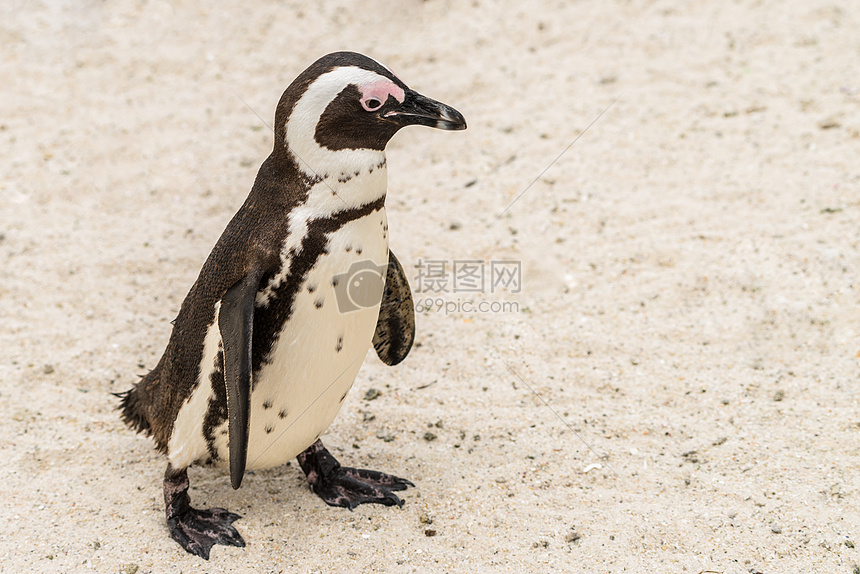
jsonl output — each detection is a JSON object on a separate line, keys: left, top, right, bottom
{"left": 163, "top": 465, "right": 245, "bottom": 559}
{"left": 297, "top": 439, "right": 413, "bottom": 509}
{"left": 167, "top": 507, "right": 245, "bottom": 559}
{"left": 341, "top": 466, "right": 415, "bottom": 490}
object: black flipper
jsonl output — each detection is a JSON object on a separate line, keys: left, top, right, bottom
{"left": 164, "top": 465, "right": 245, "bottom": 559}
{"left": 372, "top": 250, "right": 415, "bottom": 366}
{"left": 297, "top": 440, "right": 414, "bottom": 509}
{"left": 218, "top": 268, "right": 264, "bottom": 490}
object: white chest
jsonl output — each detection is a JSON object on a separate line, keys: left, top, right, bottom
{"left": 222, "top": 208, "right": 389, "bottom": 470}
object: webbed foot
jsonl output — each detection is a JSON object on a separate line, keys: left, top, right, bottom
{"left": 297, "top": 439, "right": 414, "bottom": 509}
{"left": 164, "top": 465, "right": 245, "bottom": 559}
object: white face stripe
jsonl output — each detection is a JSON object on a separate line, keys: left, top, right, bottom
{"left": 285, "top": 66, "right": 396, "bottom": 178}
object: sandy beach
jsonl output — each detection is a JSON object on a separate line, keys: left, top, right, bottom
{"left": 1, "top": 1, "right": 858, "bottom": 572}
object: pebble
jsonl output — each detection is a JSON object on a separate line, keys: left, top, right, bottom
{"left": 376, "top": 431, "right": 395, "bottom": 442}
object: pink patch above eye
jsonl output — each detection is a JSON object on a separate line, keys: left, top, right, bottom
{"left": 359, "top": 80, "right": 405, "bottom": 111}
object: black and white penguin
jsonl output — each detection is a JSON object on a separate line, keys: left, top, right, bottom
{"left": 117, "top": 51, "right": 466, "bottom": 559}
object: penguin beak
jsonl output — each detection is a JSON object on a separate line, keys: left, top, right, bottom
{"left": 383, "top": 89, "right": 467, "bottom": 131}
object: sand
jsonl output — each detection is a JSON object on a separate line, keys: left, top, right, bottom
{"left": 1, "top": 0, "right": 858, "bottom": 572}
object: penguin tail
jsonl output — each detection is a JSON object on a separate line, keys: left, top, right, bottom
{"left": 115, "top": 386, "right": 152, "bottom": 435}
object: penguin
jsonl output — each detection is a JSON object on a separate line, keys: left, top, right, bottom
{"left": 116, "top": 51, "right": 466, "bottom": 559}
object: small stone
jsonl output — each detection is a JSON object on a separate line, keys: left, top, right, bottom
{"left": 845, "top": 540, "right": 855, "bottom": 549}
{"left": 363, "top": 388, "right": 381, "bottom": 401}
{"left": 375, "top": 431, "right": 395, "bottom": 442}
{"left": 531, "top": 540, "right": 549, "bottom": 549}
{"left": 122, "top": 564, "right": 139, "bottom": 574}
{"left": 495, "top": 477, "right": 507, "bottom": 484}
{"left": 419, "top": 513, "right": 433, "bottom": 525}
{"left": 423, "top": 432, "right": 437, "bottom": 441}
{"left": 771, "top": 525, "right": 782, "bottom": 534}
{"left": 362, "top": 411, "right": 376, "bottom": 422}
{"left": 681, "top": 450, "right": 700, "bottom": 463}
{"left": 773, "top": 390, "right": 785, "bottom": 402}
{"left": 449, "top": 222, "right": 461, "bottom": 230}
{"left": 424, "top": 529, "right": 437, "bottom": 537}
{"left": 43, "top": 364, "right": 54, "bottom": 375}
{"left": 565, "top": 531, "right": 582, "bottom": 543}
{"left": 712, "top": 436, "right": 728, "bottom": 446}
{"left": 828, "top": 483, "right": 843, "bottom": 498}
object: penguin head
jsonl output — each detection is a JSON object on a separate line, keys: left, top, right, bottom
{"left": 274, "top": 52, "right": 465, "bottom": 175}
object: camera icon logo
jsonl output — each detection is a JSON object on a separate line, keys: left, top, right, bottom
{"left": 333, "top": 259, "right": 388, "bottom": 313}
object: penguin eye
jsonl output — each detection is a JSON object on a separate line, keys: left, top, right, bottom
{"left": 364, "top": 98, "right": 382, "bottom": 111}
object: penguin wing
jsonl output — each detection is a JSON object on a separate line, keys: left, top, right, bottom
{"left": 218, "top": 266, "right": 264, "bottom": 490}
{"left": 373, "top": 249, "right": 415, "bottom": 366}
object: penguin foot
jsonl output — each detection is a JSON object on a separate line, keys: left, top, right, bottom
{"left": 167, "top": 506, "right": 245, "bottom": 559}
{"left": 164, "top": 465, "right": 245, "bottom": 559}
{"left": 297, "top": 439, "right": 414, "bottom": 509}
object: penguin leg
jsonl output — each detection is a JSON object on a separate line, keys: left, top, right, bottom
{"left": 296, "top": 439, "right": 414, "bottom": 509}
{"left": 163, "top": 464, "right": 245, "bottom": 559}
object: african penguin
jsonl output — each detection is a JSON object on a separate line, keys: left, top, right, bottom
{"left": 117, "top": 51, "right": 466, "bottom": 559}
